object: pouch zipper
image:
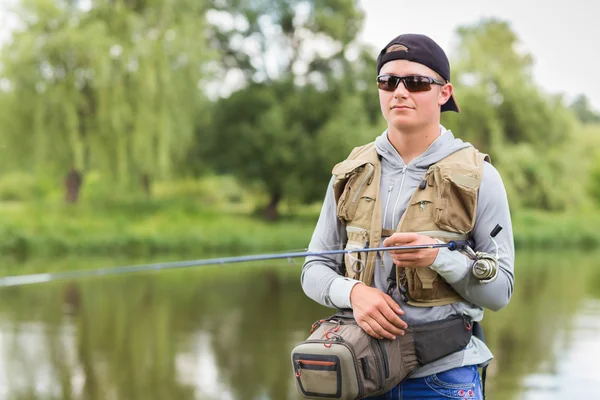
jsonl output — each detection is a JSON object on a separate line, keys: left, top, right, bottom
{"left": 297, "top": 360, "right": 336, "bottom": 367}
{"left": 295, "top": 359, "right": 337, "bottom": 376}
{"left": 375, "top": 340, "right": 390, "bottom": 379}
{"left": 370, "top": 338, "right": 385, "bottom": 392}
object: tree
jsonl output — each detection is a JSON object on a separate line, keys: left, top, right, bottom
{"left": 0, "top": 0, "right": 212, "bottom": 202}
{"left": 570, "top": 95, "right": 600, "bottom": 124}
{"left": 442, "top": 19, "right": 582, "bottom": 211}
{"left": 590, "top": 153, "right": 600, "bottom": 206}
{"left": 200, "top": 0, "right": 374, "bottom": 219}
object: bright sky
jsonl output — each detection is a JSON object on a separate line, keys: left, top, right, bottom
{"left": 358, "top": 0, "right": 600, "bottom": 110}
{"left": 1, "top": 0, "right": 599, "bottom": 111}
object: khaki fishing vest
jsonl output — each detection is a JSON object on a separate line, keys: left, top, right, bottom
{"left": 332, "top": 142, "right": 489, "bottom": 307}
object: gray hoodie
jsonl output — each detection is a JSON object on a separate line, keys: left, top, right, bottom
{"left": 301, "top": 126, "right": 515, "bottom": 378}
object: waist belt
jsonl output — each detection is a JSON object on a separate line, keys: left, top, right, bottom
{"left": 291, "top": 311, "right": 473, "bottom": 400}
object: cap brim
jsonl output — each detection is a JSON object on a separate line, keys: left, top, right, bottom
{"left": 441, "top": 93, "right": 460, "bottom": 113}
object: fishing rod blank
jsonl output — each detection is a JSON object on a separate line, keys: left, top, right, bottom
{"left": 0, "top": 240, "right": 474, "bottom": 288}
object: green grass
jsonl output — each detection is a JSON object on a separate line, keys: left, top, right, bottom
{"left": 0, "top": 198, "right": 319, "bottom": 259}
{"left": 0, "top": 196, "right": 598, "bottom": 260}
{"left": 511, "top": 210, "right": 600, "bottom": 249}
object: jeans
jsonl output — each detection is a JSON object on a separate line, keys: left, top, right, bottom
{"left": 364, "top": 365, "right": 483, "bottom": 399}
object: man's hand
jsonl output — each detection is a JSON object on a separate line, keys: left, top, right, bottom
{"left": 382, "top": 232, "right": 439, "bottom": 268}
{"left": 350, "top": 283, "right": 408, "bottom": 340}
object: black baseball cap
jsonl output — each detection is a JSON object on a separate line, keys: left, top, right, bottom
{"left": 376, "top": 33, "right": 460, "bottom": 113}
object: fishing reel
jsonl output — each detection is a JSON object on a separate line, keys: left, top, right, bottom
{"left": 463, "top": 224, "right": 502, "bottom": 284}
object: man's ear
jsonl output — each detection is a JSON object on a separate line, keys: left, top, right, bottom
{"left": 438, "top": 83, "right": 453, "bottom": 107}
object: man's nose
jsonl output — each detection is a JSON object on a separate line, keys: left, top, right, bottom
{"left": 393, "top": 80, "right": 410, "bottom": 98}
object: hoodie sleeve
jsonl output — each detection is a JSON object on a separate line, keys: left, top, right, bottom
{"left": 429, "top": 162, "right": 515, "bottom": 311}
{"left": 300, "top": 177, "right": 362, "bottom": 309}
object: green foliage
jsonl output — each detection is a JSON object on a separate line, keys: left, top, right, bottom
{"left": 589, "top": 152, "right": 600, "bottom": 206}
{"left": 570, "top": 94, "right": 600, "bottom": 124}
{"left": 0, "top": 2, "right": 599, "bottom": 224}
{"left": 442, "top": 18, "right": 584, "bottom": 211}
{"left": 200, "top": 0, "right": 374, "bottom": 216}
{"left": 0, "top": 193, "right": 319, "bottom": 258}
{"left": 0, "top": 185, "right": 599, "bottom": 259}
{"left": 0, "top": 0, "right": 213, "bottom": 193}
{"left": 0, "top": 172, "right": 51, "bottom": 201}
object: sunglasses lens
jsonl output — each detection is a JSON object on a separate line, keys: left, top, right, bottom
{"left": 403, "top": 76, "right": 432, "bottom": 92}
{"left": 377, "top": 75, "right": 399, "bottom": 92}
{"left": 377, "top": 75, "right": 433, "bottom": 92}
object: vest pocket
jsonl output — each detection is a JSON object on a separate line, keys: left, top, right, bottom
{"left": 404, "top": 266, "right": 461, "bottom": 304}
{"left": 344, "top": 227, "right": 369, "bottom": 280}
{"left": 333, "top": 162, "right": 374, "bottom": 223}
{"left": 293, "top": 354, "right": 342, "bottom": 398}
{"left": 406, "top": 267, "right": 438, "bottom": 301}
{"left": 433, "top": 162, "right": 479, "bottom": 234}
{"left": 404, "top": 198, "right": 434, "bottom": 222}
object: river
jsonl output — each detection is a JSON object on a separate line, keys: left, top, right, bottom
{"left": 0, "top": 250, "right": 598, "bottom": 399}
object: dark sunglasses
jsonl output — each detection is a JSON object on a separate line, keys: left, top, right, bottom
{"left": 376, "top": 74, "right": 446, "bottom": 92}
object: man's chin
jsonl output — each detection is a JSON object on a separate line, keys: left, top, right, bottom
{"left": 389, "top": 117, "right": 422, "bottom": 132}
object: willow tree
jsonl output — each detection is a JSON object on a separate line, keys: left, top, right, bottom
{"left": 0, "top": 0, "right": 212, "bottom": 202}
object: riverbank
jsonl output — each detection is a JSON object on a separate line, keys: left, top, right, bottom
{"left": 1, "top": 198, "right": 598, "bottom": 259}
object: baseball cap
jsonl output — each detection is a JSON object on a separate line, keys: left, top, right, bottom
{"left": 376, "top": 33, "right": 460, "bottom": 112}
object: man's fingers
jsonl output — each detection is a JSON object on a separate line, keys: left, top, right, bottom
{"left": 365, "top": 305, "right": 407, "bottom": 337}
{"left": 383, "top": 297, "right": 408, "bottom": 328}
{"left": 373, "top": 313, "right": 406, "bottom": 337}
{"left": 359, "top": 320, "right": 383, "bottom": 340}
{"left": 389, "top": 252, "right": 420, "bottom": 260}
{"left": 383, "top": 295, "right": 405, "bottom": 315}
{"left": 383, "top": 232, "right": 420, "bottom": 247}
{"left": 377, "top": 309, "right": 408, "bottom": 333}
{"left": 363, "top": 318, "right": 395, "bottom": 340}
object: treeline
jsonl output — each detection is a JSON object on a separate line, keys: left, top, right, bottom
{"left": 0, "top": 0, "right": 599, "bottom": 219}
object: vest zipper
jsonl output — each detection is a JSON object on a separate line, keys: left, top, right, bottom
{"left": 382, "top": 183, "right": 394, "bottom": 229}
{"left": 391, "top": 166, "right": 407, "bottom": 229}
{"left": 351, "top": 164, "right": 375, "bottom": 203}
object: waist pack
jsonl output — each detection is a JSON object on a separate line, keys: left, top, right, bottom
{"left": 290, "top": 311, "right": 473, "bottom": 400}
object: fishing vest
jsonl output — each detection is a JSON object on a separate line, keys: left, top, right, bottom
{"left": 332, "top": 142, "right": 490, "bottom": 307}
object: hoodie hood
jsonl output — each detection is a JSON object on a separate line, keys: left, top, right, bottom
{"left": 374, "top": 125, "right": 472, "bottom": 171}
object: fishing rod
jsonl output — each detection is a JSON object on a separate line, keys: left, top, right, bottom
{"left": 0, "top": 240, "right": 474, "bottom": 288}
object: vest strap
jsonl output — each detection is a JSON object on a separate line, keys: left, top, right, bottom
{"left": 382, "top": 229, "right": 396, "bottom": 237}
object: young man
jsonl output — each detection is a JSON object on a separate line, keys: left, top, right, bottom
{"left": 301, "top": 33, "right": 514, "bottom": 399}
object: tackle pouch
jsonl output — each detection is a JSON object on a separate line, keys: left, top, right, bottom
{"left": 291, "top": 311, "right": 473, "bottom": 400}
{"left": 291, "top": 311, "right": 418, "bottom": 399}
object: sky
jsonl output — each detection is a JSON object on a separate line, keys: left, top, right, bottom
{"left": 358, "top": 0, "right": 600, "bottom": 110}
{"left": 0, "top": 0, "right": 599, "bottom": 111}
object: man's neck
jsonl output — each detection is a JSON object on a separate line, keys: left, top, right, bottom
{"left": 387, "top": 123, "right": 441, "bottom": 165}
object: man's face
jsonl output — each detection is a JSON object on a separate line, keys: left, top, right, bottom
{"left": 378, "top": 59, "right": 453, "bottom": 132}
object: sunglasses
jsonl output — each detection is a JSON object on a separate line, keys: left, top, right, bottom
{"left": 376, "top": 74, "right": 446, "bottom": 92}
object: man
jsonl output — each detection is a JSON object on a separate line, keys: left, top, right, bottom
{"left": 301, "top": 33, "right": 514, "bottom": 399}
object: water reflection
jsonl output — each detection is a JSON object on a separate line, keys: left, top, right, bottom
{"left": 0, "top": 251, "right": 598, "bottom": 399}
{"left": 520, "top": 298, "right": 600, "bottom": 399}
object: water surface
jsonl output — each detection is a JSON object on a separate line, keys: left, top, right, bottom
{"left": 0, "top": 250, "right": 598, "bottom": 399}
